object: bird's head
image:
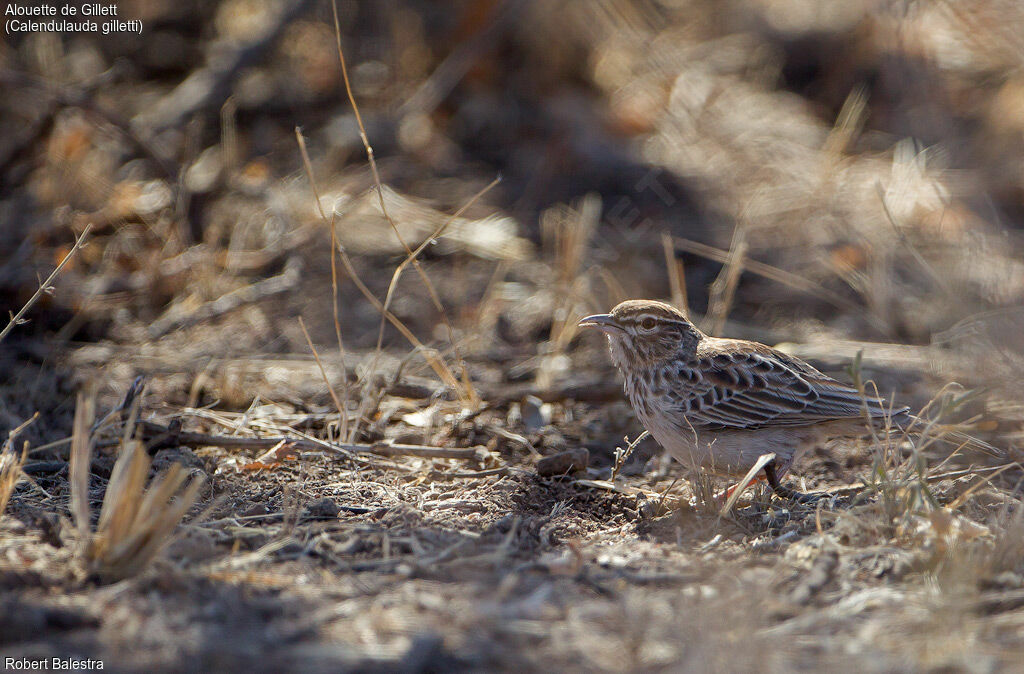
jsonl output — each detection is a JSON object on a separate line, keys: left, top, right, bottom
{"left": 578, "top": 299, "right": 703, "bottom": 370}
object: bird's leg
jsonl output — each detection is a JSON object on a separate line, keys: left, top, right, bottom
{"left": 763, "top": 461, "right": 818, "bottom": 503}
{"left": 718, "top": 475, "right": 766, "bottom": 502}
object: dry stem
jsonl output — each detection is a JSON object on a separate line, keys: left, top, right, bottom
{"left": 0, "top": 224, "right": 91, "bottom": 344}
{"left": 706, "top": 225, "right": 748, "bottom": 336}
{"left": 330, "top": 0, "right": 475, "bottom": 403}
{"left": 661, "top": 232, "right": 689, "bottom": 316}
{"left": 298, "top": 316, "right": 348, "bottom": 439}
{"left": 293, "top": 129, "right": 462, "bottom": 397}
{"left": 0, "top": 444, "right": 28, "bottom": 516}
{"left": 70, "top": 394, "right": 205, "bottom": 581}
{"left": 137, "top": 419, "right": 488, "bottom": 462}
{"left": 0, "top": 413, "right": 38, "bottom": 515}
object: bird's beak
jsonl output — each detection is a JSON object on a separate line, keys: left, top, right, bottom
{"left": 577, "top": 313, "right": 623, "bottom": 334}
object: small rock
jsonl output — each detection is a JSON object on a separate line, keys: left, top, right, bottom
{"left": 165, "top": 528, "right": 220, "bottom": 563}
{"left": 241, "top": 502, "right": 268, "bottom": 517}
{"left": 303, "top": 497, "right": 341, "bottom": 519}
{"left": 151, "top": 447, "right": 207, "bottom": 473}
{"left": 536, "top": 448, "right": 589, "bottom": 477}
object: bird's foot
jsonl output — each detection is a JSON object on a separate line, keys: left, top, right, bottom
{"left": 763, "top": 462, "right": 821, "bottom": 504}
{"left": 769, "top": 485, "right": 822, "bottom": 504}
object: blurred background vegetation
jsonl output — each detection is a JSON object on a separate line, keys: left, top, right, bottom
{"left": 3, "top": 0, "right": 1024, "bottom": 447}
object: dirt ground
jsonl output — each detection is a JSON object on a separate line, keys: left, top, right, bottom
{"left": 3, "top": 349, "right": 1023, "bottom": 673}
{"left": 4, "top": 1, "right": 1024, "bottom": 672}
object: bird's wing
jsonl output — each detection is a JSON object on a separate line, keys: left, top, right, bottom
{"left": 666, "top": 349, "right": 903, "bottom": 430}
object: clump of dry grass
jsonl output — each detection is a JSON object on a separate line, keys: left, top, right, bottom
{"left": 0, "top": 446, "right": 27, "bottom": 516}
{"left": 819, "top": 372, "right": 1012, "bottom": 566}
{"left": 0, "top": 412, "right": 36, "bottom": 516}
{"left": 69, "top": 393, "right": 205, "bottom": 582}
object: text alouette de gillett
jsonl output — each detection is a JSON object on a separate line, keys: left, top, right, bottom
{"left": 5, "top": 4, "right": 141, "bottom": 35}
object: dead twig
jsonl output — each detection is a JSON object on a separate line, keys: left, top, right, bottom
{"left": 323, "top": 171, "right": 350, "bottom": 442}
{"left": 90, "top": 376, "right": 146, "bottom": 436}
{"left": 662, "top": 232, "right": 690, "bottom": 316}
{"left": 293, "top": 129, "right": 461, "bottom": 396}
{"left": 135, "top": 420, "right": 489, "bottom": 462}
{"left": 2, "top": 412, "right": 38, "bottom": 454}
{"left": 610, "top": 430, "right": 649, "bottom": 482}
{"left": 298, "top": 317, "right": 348, "bottom": 441}
{"left": 706, "top": 225, "right": 748, "bottom": 336}
{"left": 0, "top": 224, "right": 91, "bottom": 344}
{"left": 330, "top": 0, "right": 476, "bottom": 404}
{"left": 574, "top": 479, "right": 686, "bottom": 510}
{"left": 373, "top": 175, "right": 500, "bottom": 394}
{"left": 428, "top": 467, "right": 512, "bottom": 480}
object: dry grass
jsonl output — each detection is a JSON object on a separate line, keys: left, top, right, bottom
{"left": 705, "top": 223, "right": 748, "bottom": 336}
{"left": 327, "top": 0, "right": 482, "bottom": 408}
{"left": 69, "top": 394, "right": 204, "bottom": 582}
{"left": 0, "top": 412, "right": 36, "bottom": 515}
{"left": 661, "top": 232, "right": 689, "bottom": 316}
{"left": 0, "top": 446, "right": 28, "bottom": 517}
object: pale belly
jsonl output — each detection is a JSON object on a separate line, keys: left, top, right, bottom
{"left": 636, "top": 408, "right": 842, "bottom": 478}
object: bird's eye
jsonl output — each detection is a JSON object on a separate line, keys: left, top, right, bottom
{"left": 640, "top": 317, "right": 656, "bottom": 330}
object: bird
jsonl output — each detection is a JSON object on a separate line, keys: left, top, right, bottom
{"left": 577, "top": 299, "right": 909, "bottom": 502}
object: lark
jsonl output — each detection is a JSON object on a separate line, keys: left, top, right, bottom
{"left": 578, "top": 299, "right": 908, "bottom": 501}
